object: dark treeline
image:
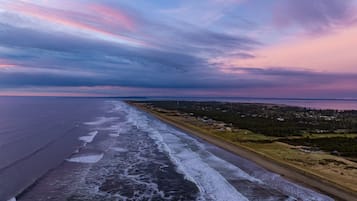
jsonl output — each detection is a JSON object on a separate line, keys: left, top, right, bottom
{"left": 141, "top": 101, "right": 357, "bottom": 137}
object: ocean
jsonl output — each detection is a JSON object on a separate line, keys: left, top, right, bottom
{"left": 0, "top": 97, "right": 334, "bottom": 201}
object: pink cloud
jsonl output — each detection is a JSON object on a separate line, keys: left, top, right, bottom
{"left": 226, "top": 24, "right": 357, "bottom": 73}
{"left": 86, "top": 3, "right": 136, "bottom": 32}
{"left": 3, "top": 1, "right": 145, "bottom": 47}
{"left": 0, "top": 59, "right": 16, "bottom": 68}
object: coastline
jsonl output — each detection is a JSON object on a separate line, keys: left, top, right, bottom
{"left": 129, "top": 102, "right": 357, "bottom": 201}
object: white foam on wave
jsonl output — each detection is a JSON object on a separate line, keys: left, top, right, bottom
{"left": 115, "top": 101, "right": 249, "bottom": 201}
{"left": 168, "top": 131, "right": 262, "bottom": 183}
{"left": 109, "top": 133, "right": 120, "bottom": 137}
{"left": 110, "top": 147, "right": 128, "bottom": 152}
{"left": 79, "top": 131, "right": 98, "bottom": 143}
{"left": 96, "top": 121, "right": 131, "bottom": 138}
{"left": 67, "top": 153, "right": 104, "bottom": 164}
{"left": 7, "top": 197, "right": 16, "bottom": 201}
{"left": 84, "top": 117, "right": 118, "bottom": 126}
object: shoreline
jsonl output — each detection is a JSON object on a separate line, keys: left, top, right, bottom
{"left": 129, "top": 102, "right": 357, "bottom": 201}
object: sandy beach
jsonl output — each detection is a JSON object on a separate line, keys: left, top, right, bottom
{"left": 130, "top": 102, "right": 357, "bottom": 201}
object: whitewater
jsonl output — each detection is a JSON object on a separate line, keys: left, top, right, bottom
{"left": 1, "top": 99, "right": 333, "bottom": 201}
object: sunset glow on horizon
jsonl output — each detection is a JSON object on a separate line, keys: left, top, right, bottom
{"left": 0, "top": 0, "right": 357, "bottom": 98}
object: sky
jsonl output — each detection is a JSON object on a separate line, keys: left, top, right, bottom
{"left": 0, "top": 0, "right": 357, "bottom": 98}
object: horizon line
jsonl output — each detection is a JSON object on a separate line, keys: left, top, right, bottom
{"left": 1, "top": 95, "right": 357, "bottom": 101}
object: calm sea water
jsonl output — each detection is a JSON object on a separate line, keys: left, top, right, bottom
{"left": 0, "top": 97, "right": 333, "bottom": 201}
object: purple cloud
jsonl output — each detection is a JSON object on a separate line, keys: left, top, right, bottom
{"left": 274, "top": 0, "right": 356, "bottom": 33}
{"left": 0, "top": 0, "right": 357, "bottom": 98}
